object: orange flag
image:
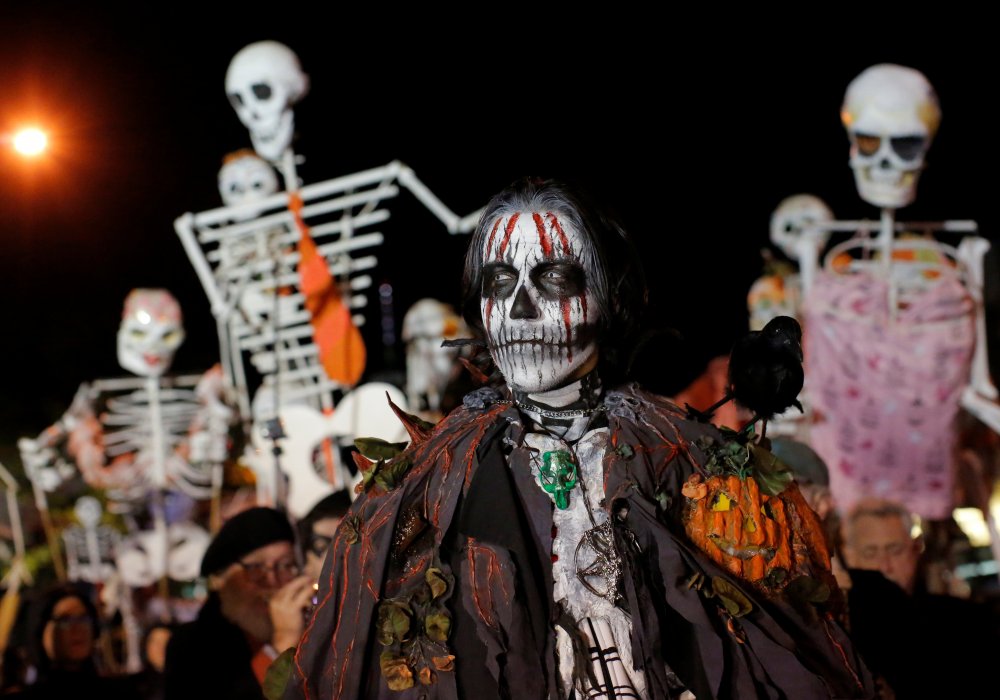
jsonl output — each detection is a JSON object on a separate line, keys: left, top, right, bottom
{"left": 289, "top": 193, "right": 366, "bottom": 386}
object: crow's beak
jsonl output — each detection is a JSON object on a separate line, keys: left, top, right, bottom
{"left": 786, "top": 338, "right": 804, "bottom": 363}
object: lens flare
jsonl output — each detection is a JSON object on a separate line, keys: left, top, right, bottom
{"left": 13, "top": 128, "right": 48, "bottom": 157}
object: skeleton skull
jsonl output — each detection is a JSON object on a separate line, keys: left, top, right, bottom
{"left": 225, "top": 41, "right": 309, "bottom": 163}
{"left": 480, "top": 211, "right": 599, "bottom": 393}
{"left": 402, "top": 298, "right": 468, "bottom": 413}
{"left": 74, "top": 495, "right": 103, "bottom": 528}
{"left": 218, "top": 149, "right": 279, "bottom": 214}
{"left": 769, "top": 194, "right": 833, "bottom": 260}
{"left": 117, "top": 289, "right": 185, "bottom": 378}
{"left": 841, "top": 64, "right": 940, "bottom": 209}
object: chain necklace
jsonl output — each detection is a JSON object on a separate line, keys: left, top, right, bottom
{"left": 496, "top": 399, "right": 605, "bottom": 420}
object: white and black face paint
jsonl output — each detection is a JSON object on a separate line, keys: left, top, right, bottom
{"left": 480, "top": 210, "right": 599, "bottom": 393}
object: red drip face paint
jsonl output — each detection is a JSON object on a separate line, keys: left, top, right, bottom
{"left": 548, "top": 213, "right": 570, "bottom": 254}
{"left": 533, "top": 212, "right": 553, "bottom": 258}
{"left": 485, "top": 217, "right": 502, "bottom": 258}
{"left": 484, "top": 297, "right": 495, "bottom": 335}
{"left": 496, "top": 212, "right": 520, "bottom": 259}
{"left": 480, "top": 212, "right": 598, "bottom": 393}
{"left": 561, "top": 297, "right": 573, "bottom": 363}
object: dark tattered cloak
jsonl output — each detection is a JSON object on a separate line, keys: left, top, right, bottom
{"left": 285, "top": 385, "right": 875, "bottom": 700}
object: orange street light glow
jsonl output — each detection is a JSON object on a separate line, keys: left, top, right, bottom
{"left": 12, "top": 128, "right": 48, "bottom": 157}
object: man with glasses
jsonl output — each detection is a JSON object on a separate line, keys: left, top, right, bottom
{"left": 843, "top": 497, "right": 1000, "bottom": 696}
{"left": 164, "top": 507, "right": 314, "bottom": 699}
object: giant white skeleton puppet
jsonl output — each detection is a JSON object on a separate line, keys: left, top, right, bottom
{"left": 773, "top": 63, "right": 1000, "bottom": 552}
{"left": 16, "top": 289, "right": 220, "bottom": 666}
{"left": 175, "top": 40, "right": 482, "bottom": 518}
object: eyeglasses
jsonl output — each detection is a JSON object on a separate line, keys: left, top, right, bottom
{"left": 236, "top": 558, "right": 301, "bottom": 585}
{"left": 50, "top": 614, "right": 92, "bottom": 630}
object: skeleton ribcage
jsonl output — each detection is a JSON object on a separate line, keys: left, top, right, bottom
{"left": 62, "top": 525, "right": 119, "bottom": 584}
{"left": 176, "top": 164, "right": 398, "bottom": 425}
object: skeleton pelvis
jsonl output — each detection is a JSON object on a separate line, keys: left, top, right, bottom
{"left": 248, "top": 382, "right": 410, "bottom": 518}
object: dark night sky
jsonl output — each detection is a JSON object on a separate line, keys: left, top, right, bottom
{"left": 2, "top": 10, "right": 999, "bottom": 471}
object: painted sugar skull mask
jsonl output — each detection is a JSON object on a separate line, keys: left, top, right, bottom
{"left": 841, "top": 64, "right": 940, "bottom": 209}
{"left": 480, "top": 211, "right": 599, "bottom": 393}
{"left": 117, "top": 289, "right": 185, "bottom": 377}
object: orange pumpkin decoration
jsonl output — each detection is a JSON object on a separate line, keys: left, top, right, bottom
{"left": 682, "top": 472, "right": 832, "bottom": 593}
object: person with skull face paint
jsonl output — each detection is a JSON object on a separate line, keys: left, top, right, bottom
{"left": 285, "top": 178, "right": 874, "bottom": 700}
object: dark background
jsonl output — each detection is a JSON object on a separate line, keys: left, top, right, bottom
{"left": 2, "top": 10, "right": 998, "bottom": 472}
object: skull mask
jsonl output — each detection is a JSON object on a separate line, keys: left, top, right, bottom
{"left": 480, "top": 211, "right": 599, "bottom": 393}
{"left": 225, "top": 41, "right": 309, "bottom": 163}
{"left": 218, "top": 150, "right": 279, "bottom": 214}
{"left": 117, "top": 289, "right": 185, "bottom": 377}
{"left": 841, "top": 64, "right": 940, "bottom": 209}
{"left": 769, "top": 194, "right": 833, "bottom": 260}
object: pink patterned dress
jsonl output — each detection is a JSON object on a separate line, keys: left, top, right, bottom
{"left": 803, "top": 268, "right": 975, "bottom": 519}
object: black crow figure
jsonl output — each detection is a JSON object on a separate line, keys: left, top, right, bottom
{"left": 688, "top": 316, "right": 804, "bottom": 437}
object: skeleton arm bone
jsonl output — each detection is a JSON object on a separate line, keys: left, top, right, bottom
{"left": 961, "top": 388, "right": 1000, "bottom": 436}
{"left": 175, "top": 212, "right": 230, "bottom": 319}
{"left": 957, "top": 236, "right": 998, "bottom": 400}
{"left": 395, "top": 162, "right": 484, "bottom": 234}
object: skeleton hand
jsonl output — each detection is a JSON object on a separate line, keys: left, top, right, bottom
{"left": 64, "top": 382, "right": 99, "bottom": 427}
{"left": 16, "top": 438, "right": 61, "bottom": 488}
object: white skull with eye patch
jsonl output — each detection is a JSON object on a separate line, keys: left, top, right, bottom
{"left": 841, "top": 64, "right": 940, "bottom": 209}
{"left": 117, "top": 289, "right": 185, "bottom": 378}
{"left": 480, "top": 211, "right": 599, "bottom": 393}
{"left": 225, "top": 41, "right": 309, "bottom": 163}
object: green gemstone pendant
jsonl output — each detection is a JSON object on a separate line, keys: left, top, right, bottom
{"left": 539, "top": 450, "right": 578, "bottom": 510}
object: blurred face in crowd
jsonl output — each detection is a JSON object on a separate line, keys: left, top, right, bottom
{"left": 215, "top": 540, "right": 299, "bottom": 643}
{"left": 304, "top": 516, "right": 342, "bottom": 582}
{"left": 847, "top": 513, "right": 921, "bottom": 594}
{"left": 43, "top": 596, "right": 94, "bottom": 668}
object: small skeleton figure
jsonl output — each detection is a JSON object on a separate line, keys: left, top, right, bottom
{"left": 62, "top": 496, "right": 120, "bottom": 584}
{"left": 742, "top": 195, "right": 836, "bottom": 440}
{"left": 218, "top": 148, "right": 281, "bottom": 214}
{"left": 401, "top": 298, "right": 469, "bottom": 416}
